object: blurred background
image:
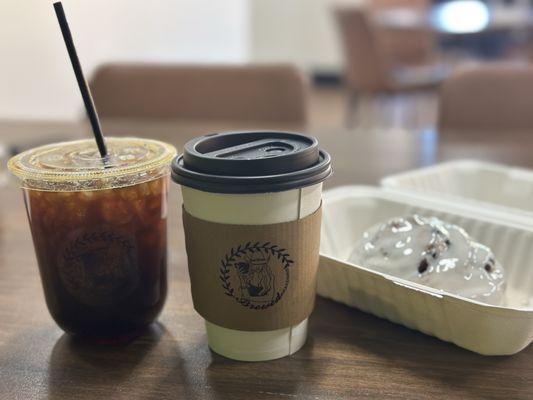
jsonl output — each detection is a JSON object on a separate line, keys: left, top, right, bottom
{"left": 2, "top": 0, "right": 533, "bottom": 183}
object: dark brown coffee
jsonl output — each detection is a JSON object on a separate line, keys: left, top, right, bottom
{"left": 23, "top": 176, "right": 168, "bottom": 342}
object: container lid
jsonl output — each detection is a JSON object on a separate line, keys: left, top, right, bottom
{"left": 171, "top": 131, "right": 332, "bottom": 193}
{"left": 8, "top": 137, "right": 176, "bottom": 191}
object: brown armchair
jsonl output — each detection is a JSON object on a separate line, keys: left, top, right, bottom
{"left": 438, "top": 64, "right": 533, "bottom": 134}
{"left": 334, "top": 7, "right": 446, "bottom": 127}
{"left": 90, "top": 63, "right": 310, "bottom": 142}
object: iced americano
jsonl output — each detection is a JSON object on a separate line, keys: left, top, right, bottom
{"left": 8, "top": 138, "right": 176, "bottom": 341}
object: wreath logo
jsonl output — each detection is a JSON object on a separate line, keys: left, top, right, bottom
{"left": 59, "top": 227, "right": 139, "bottom": 307}
{"left": 219, "top": 242, "right": 294, "bottom": 310}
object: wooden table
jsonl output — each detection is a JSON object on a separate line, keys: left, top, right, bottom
{"left": 1, "top": 120, "right": 532, "bottom": 399}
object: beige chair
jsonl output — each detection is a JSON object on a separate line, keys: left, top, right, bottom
{"left": 335, "top": 8, "right": 390, "bottom": 94}
{"left": 371, "top": 0, "right": 429, "bottom": 11}
{"left": 89, "top": 63, "right": 309, "bottom": 142}
{"left": 334, "top": 7, "right": 445, "bottom": 126}
{"left": 438, "top": 64, "right": 533, "bottom": 133}
{"left": 370, "top": 0, "right": 435, "bottom": 66}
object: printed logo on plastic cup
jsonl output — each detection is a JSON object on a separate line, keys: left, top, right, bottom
{"left": 220, "top": 242, "right": 293, "bottom": 310}
{"left": 59, "top": 227, "right": 140, "bottom": 306}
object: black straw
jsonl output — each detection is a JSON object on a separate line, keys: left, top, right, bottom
{"left": 53, "top": 1, "right": 108, "bottom": 159}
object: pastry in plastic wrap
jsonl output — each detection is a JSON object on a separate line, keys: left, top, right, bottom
{"left": 349, "top": 215, "right": 506, "bottom": 305}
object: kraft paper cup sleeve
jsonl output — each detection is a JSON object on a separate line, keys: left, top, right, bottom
{"left": 182, "top": 206, "right": 322, "bottom": 331}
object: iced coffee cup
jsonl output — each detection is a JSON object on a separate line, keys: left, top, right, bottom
{"left": 8, "top": 137, "right": 176, "bottom": 342}
{"left": 171, "top": 131, "right": 332, "bottom": 361}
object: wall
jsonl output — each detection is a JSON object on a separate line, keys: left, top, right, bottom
{"left": 249, "top": 0, "right": 365, "bottom": 72}
{"left": 0, "top": 0, "right": 248, "bottom": 120}
{"left": 1, "top": 0, "right": 365, "bottom": 121}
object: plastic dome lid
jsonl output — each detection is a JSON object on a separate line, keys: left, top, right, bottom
{"left": 171, "top": 131, "right": 332, "bottom": 194}
{"left": 8, "top": 137, "right": 176, "bottom": 191}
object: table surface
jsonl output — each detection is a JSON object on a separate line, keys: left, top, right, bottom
{"left": 1, "top": 120, "right": 532, "bottom": 400}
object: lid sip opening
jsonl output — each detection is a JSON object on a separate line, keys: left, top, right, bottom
{"left": 172, "top": 131, "right": 332, "bottom": 194}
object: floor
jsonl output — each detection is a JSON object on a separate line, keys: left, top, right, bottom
{"left": 309, "top": 85, "right": 438, "bottom": 132}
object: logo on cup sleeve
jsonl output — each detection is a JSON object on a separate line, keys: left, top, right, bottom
{"left": 219, "top": 242, "right": 293, "bottom": 310}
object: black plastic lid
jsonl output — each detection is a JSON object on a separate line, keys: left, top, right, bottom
{"left": 171, "top": 131, "right": 332, "bottom": 194}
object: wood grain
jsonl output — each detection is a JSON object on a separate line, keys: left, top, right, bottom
{"left": 0, "top": 120, "right": 532, "bottom": 400}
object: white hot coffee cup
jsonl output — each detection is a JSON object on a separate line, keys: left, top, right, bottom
{"left": 172, "top": 131, "right": 332, "bottom": 361}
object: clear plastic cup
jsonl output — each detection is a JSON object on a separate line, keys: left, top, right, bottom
{"left": 8, "top": 137, "right": 176, "bottom": 342}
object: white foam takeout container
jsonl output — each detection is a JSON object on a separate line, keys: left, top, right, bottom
{"left": 381, "top": 160, "right": 533, "bottom": 226}
{"left": 318, "top": 186, "right": 533, "bottom": 355}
